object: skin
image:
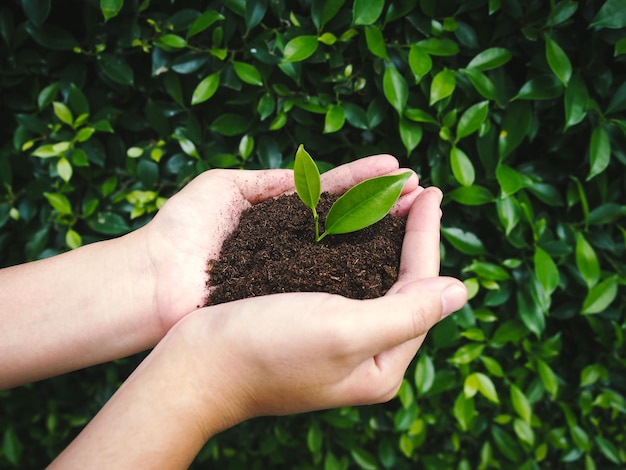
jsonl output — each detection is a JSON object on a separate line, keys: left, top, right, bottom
{"left": 0, "top": 155, "right": 467, "bottom": 467}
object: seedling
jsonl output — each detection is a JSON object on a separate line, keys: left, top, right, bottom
{"left": 294, "top": 144, "right": 412, "bottom": 242}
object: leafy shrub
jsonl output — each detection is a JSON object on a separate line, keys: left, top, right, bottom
{"left": 1, "top": 0, "right": 625, "bottom": 468}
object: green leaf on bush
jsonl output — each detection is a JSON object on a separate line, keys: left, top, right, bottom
{"left": 456, "top": 101, "right": 489, "bottom": 140}
{"left": 453, "top": 392, "right": 476, "bottom": 431}
{"left": 450, "top": 146, "right": 475, "bottom": 186}
{"left": 536, "top": 358, "right": 559, "bottom": 398}
{"left": 232, "top": 61, "right": 263, "bottom": 86}
{"left": 98, "top": 54, "right": 134, "bottom": 86}
{"left": 44, "top": 192, "right": 72, "bottom": 215}
{"left": 87, "top": 211, "right": 130, "bottom": 235}
{"left": 430, "top": 69, "right": 456, "bottom": 105}
{"left": 590, "top": 0, "right": 626, "bottom": 29}
{"left": 57, "top": 157, "right": 72, "bottom": 182}
{"left": 353, "top": 0, "right": 384, "bottom": 25}
{"left": 416, "top": 38, "right": 459, "bottom": 56}
{"left": 587, "top": 125, "right": 611, "bottom": 180}
{"left": 100, "top": 0, "right": 123, "bottom": 22}
{"left": 534, "top": 246, "right": 560, "bottom": 294}
{"left": 467, "top": 47, "right": 512, "bottom": 71}
{"left": 364, "top": 25, "right": 388, "bottom": 59}
{"left": 408, "top": 45, "right": 432, "bottom": 81}
{"left": 155, "top": 34, "right": 187, "bottom": 49}
{"left": 545, "top": 34, "right": 572, "bottom": 86}
{"left": 187, "top": 10, "right": 224, "bottom": 38}
{"left": 414, "top": 353, "right": 435, "bottom": 396}
{"left": 283, "top": 35, "right": 318, "bottom": 62}
{"left": 441, "top": 226, "right": 486, "bottom": 255}
{"left": 448, "top": 185, "right": 495, "bottom": 206}
{"left": 582, "top": 276, "right": 618, "bottom": 314}
{"left": 383, "top": 65, "right": 407, "bottom": 113}
{"left": 496, "top": 164, "right": 525, "bottom": 197}
{"left": 510, "top": 384, "right": 532, "bottom": 424}
{"left": 53, "top": 102, "right": 73, "bottom": 126}
{"left": 324, "top": 104, "right": 346, "bottom": 133}
{"left": 464, "top": 372, "right": 499, "bottom": 403}
{"left": 399, "top": 118, "right": 422, "bottom": 155}
{"left": 191, "top": 72, "right": 221, "bottom": 105}
{"left": 210, "top": 113, "right": 249, "bottom": 136}
{"left": 564, "top": 73, "right": 588, "bottom": 129}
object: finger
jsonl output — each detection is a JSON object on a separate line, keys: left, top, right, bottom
{"left": 320, "top": 155, "right": 401, "bottom": 194}
{"left": 387, "top": 187, "right": 443, "bottom": 294}
{"left": 338, "top": 277, "right": 467, "bottom": 359}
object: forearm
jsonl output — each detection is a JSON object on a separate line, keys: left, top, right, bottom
{"left": 0, "top": 230, "right": 161, "bottom": 389}
{"left": 49, "top": 313, "right": 232, "bottom": 469}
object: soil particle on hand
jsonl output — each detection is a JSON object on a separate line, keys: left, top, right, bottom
{"left": 204, "top": 193, "right": 406, "bottom": 306}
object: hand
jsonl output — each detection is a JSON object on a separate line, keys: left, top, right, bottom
{"left": 49, "top": 186, "right": 467, "bottom": 468}
{"left": 172, "top": 187, "right": 467, "bottom": 431}
{"left": 139, "top": 155, "right": 420, "bottom": 334}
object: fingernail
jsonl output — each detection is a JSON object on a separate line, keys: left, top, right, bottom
{"left": 441, "top": 284, "right": 467, "bottom": 319}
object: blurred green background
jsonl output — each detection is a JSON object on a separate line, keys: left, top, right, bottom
{"left": 1, "top": 0, "right": 625, "bottom": 468}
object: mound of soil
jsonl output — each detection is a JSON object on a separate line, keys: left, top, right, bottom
{"left": 204, "top": 193, "right": 406, "bottom": 306}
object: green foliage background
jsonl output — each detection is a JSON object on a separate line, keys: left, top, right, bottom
{"left": 1, "top": 0, "right": 625, "bottom": 467}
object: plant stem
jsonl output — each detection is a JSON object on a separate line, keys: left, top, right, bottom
{"left": 313, "top": 207, "right": 320, "bottom": 242}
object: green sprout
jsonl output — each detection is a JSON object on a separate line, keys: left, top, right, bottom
{"left": 294, "top": 144, "right": 412, "bottom": 243}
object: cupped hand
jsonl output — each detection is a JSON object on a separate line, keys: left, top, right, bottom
{"left": 140, "top": 155, "right": 420, "bottom": 334}
{"left": 168, "top": 186, "right": 467, "bottom": 435}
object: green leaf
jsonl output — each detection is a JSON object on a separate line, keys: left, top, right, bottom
{"left": 364, "top": 25, "right": 388, "bottom": 59}
{"left": 350, "top": 448, "right": 378, "bottom": 470}
{"left": 464, "top": 372, "right": 499, "bottom": 403}
{"left": 415, "top": 38, "right": 459, "bottom": 56}
{"left": 294, "top": 144, "right": 321, "bottom": 211}
{"left": 65, "top": 228, "right": 82, "bottom": 249}
{"left": 590, "top": 0, "right": 626, "bottom": 29}
{"left": 245, "top": 0, "right": 267, "bottom": 30}
{"left": 587, "top": 125, "right": 611, "bottom": 180}
{"left": 448, "top": 185, "right": 495, "bottom": 206}
{"left": 496, "top": 164, "right": 525, "bottom": 197}
{"left": 564, "top": 73, "right": 588, "bottom": 129}
{"left": 534, "top": 247, "right": 560, "bottom": 294}
{"left": 3, "top": 427, "right": 21, "bottom": 466}
{"left": 191, "top": 72, "right": 221, "bottom": 105}
{"left": 323, "top": 172, "right": 411, "bottom": 236}
{"left": 408, "top": 45, "right": 432, "bottom": 81}
{"left": 517, "top": 284, "right": 545, "bottom": 337}
{"left": 606, "top": 82, "right": 626, "bottom": 114}
{"left": 187, "top": 10, "right": 224, "bottom": 38}
{"left": 453, "top": 392, "right": 476, "bottom": 431}
{"left": 545, "top": 34, "right": 572, "bottom": 86}
{"left": 100, "top": 0, "right": 123, "bottom": 22}
{"left": 399, "top": 119, "right": 422, "bottom": 155}
{"left": 456, "top": 101, "right": 489, "bottom": 140}
{"left": 57, "top": 157, "right": 72, "bottom": 182}
{"left": 307, "top": 422, "right": 323, "bottom": 454}
{"left": 283, "top": 35, "right": 318, "bottom": 62}
{"left": 459, "top": 68, "right": 496, "bottom": 100}
{"left": 536, "top": 358, "right": 559, "bottom": 398}
{"left": 414, "top": 353, "right": 435, "bottom": 395}
{"left": 595, "top": 436, "right": 622, "bottom": 464}
{"left": 324, "top": 105, "right": 345, "bottom": 133}
{"left": 98, "top": 54, "right": 134, "bottom": 86}
{"left": 311, "top": 0, "right": 346, "bottom": 29}
{"left": 210, "top": 113, "right": 249, "bottom": 136}
{"left": 510, "top": 384, "right": 532, "bottom": 424}
{"left": 450, "top": 146, "right": 475, "bottom": 186}
{"left": 449, "top": 343, "right": 485, "bottom": 365}
{"left": 155, "top": 34, "right": 187, "bottom": 49}
{"left": 430, "top": 69, "right": 456, "bottom": 106}
{"left": 582, "top": 276, "right": 618, "bottom": 314}
{"left": 353, "top": 0, "right": 384, "bottom": 25}
{"left": 38, "top": 82, "right": 60, "bottom": 110}
{"left": 53, "top": 101, "right": 73, "bottom": 126}
{"left": 513, "top": 75, "right": 563, "bottom": 100}
{"left": 441, "top": 227, "right": 486, "bottom": 255}
{"left": 513, "top": 418, "right": 535, "bottom": 447}
{"left": 466, "top": 47, "right": 512, "bottom": 71}
{"left": 496, "top": 196, "right": 520, "bottom": 235}
{"left": 383, "top": 65, "right": 407, "bottom": 113}
{"left": 232, "top": 61, "right": 263, "bottom": 86}
{"left": 44, "top": 192, "right": 73, "bottom": 215}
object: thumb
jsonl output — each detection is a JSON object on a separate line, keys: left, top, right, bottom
{"left": 350, "top": 277, "right": 468, "bottom": 357}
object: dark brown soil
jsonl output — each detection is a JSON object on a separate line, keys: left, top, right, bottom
{"left": 204, "top": 193, "right": 406, "bottom": 306}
